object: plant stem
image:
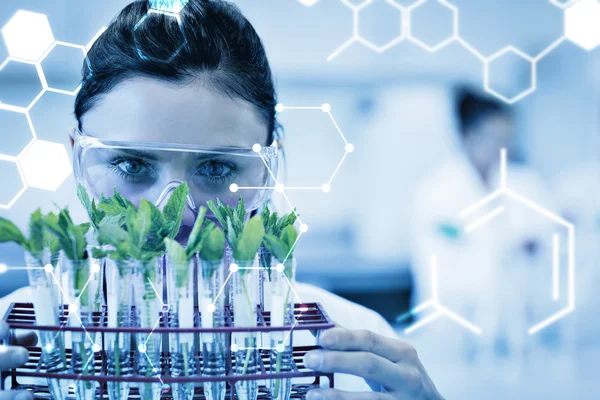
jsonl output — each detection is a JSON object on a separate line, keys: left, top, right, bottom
{"left": 79, "top": 342, "right": 92, "bottom": 390}
{"left": 183, "top": 342, "right": 190, "bottom": 377}
{"left": 274, "top": 286, "right": 291, "bottom": 398}
{"left": 239, "top": 274, "right": 256, "bottom": 375}
{"left": 274, "top": 352, "right": 282, "bottom": 397}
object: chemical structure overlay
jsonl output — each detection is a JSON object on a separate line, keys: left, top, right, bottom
{"left": 324, "top": 0, "right": 594, "bottom": 104}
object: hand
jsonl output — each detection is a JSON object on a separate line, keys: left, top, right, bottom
{"left": 303, "top": 327, "right": 444, "bottom": 400}
{"left": 0, "top": 321, "right": 36, "bottom": 400}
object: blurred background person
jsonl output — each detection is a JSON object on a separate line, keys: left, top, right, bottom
{"left": 410, "top": 87, "right": 558, "bottom": 372}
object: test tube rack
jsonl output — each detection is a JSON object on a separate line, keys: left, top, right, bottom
{"left": 1, "top": 302, "right": 335, "bottom": 399}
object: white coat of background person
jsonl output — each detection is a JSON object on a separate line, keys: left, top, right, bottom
{"left": 410, "top": 88, "right": 559, "bottom": 370}
{"left": 555, "top": 162, "right": 600, "bottom": 349}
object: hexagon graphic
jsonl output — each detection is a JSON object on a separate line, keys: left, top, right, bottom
{"left": 402, "top": 150, "right": 575, "bottom": 336}
{"left": 565, "top": 0, "right": 600, "bottom": 51}
{"left": 298, "top": 0, "right": 320, "bottom": 6}
{"left": 86, "top": 27, "right": 108, "bottom": 52}
{"left": 0, "top": 109, "right": 35, "bottom": 157}
{"left": 358, "top": 0, "right": 405, "bottom": 51}
{"left": 133, "top": 11, "right": 187, "bottom": 63}
{"left": 40, "top": 43, "right": 86, "bottom": 94}
{"left": 485, "top": 47, "right": 535, "bottom": 104}
{"left": 550, "top": 0, "right": 583, "bottom": 9}
{"left": 0, "top": 159, "right": 26, "bottom": 209}
{"left": 408, "top": 0, "right": 457, "bottom": 52}
{"left": 267, "top": 103, "right": 354, "bottom": 191}
{"left": 149, "top": 0, "right": 189, "bottom": 13}
{"left": 19, "top": 140, "right": 72, "bottom": 191}
{"left": 28, "top": 91, "right": 77, "bottom": 148}
{"left": 388, "top": 0, "right": 421, "bottom": 6}
{"left": 1, "top": 10, "right": 54, "bottom": 61}
{"left": 342, "top": 0, "right": 373, "bottom": 8}
{"left": 0, "top": 59, "right": 44, "bottom": 108}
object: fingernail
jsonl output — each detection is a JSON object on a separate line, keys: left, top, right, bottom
{"left": 319, "top": 330, "right": 336, "bottom": 348}
{"left": 307, "top": 390, "right": 324, "bottom": 400}
{"left": 303, "top": 351, "right": 323, "bottom": 370}
{"left": 14, "top": 391, "right": 33, "bottom": 400}
{"left": 12, "top": 347, "right": 29, "bottom": 365}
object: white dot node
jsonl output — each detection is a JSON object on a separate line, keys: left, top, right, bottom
{"left": 321, "top": 103, "right": 331, "bottom": 112}
{"left": 275, "top": 104, "right": 285, "bottom": 112}
{"left": 206, "top": 303, "right": 216, "bottom": 313}
{"left": 252, "top": 143, "right": 262, "bottom": 152}
{"left": 230, "top": 183, "right": 239, "bottom": 193}
{"left": 300, "top": 224, "right": 308, "bottom": 233}
{"left": 321, "top": 184, "right": 331, "bottom": 193}
{"left": 44, "top": 264, "right": 53, "bottom": 273}
{"left": 45, "top": 343, "right": 54, "bottom": 352}
{"left": 230, "top": 263, "right": 239, "bottom": 273}
{"left": 0, "top": 264, "right": 7, "bottom": 274}
{"left": 275, "top": 343, "right": 285, "bottom": 353}
{"left": 70, "top": 304, "right": 78, "bottom": 314}
{"left": 275, "top": 263, "right": 285, "bottom": 273}
{"left": 91, "top": 263, "right": 100, "bottom": 273}
{"left": 138, "top": 343, "right": 147, "bottom": 353}
{"left": 275, "top": 183, "right": 285, "bottom": 193}
{"left": 299, "top": 306, "right": 309, "bottom": 313}
{"left": 345, "top": 143, "right": 355, "bottom": 153}
{"left": 92, "top": 344, "right": 101, "bottom": 353}
{"left": 231, "top": 343, "right": 239, "bottom": 352}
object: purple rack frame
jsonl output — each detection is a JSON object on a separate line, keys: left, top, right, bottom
{"left": 1, "top": 302, "right": 336, "bottom": 399}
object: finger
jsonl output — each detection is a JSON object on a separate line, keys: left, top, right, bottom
{"left": 318, "top": 327, "right": 416, "bottom": 363}
{"left": 0, "top": 345, "right": 30, "bottom": 369}
{"left": 307, "top": 389, "right": 396, "bottom": 400}
{"left": 13, "top": 332, "right": 37, "bottom": 347}
{"left": 0, "top": 390, "right": 34, "bottom": 400}
{"left": 303, "top": 350, "right": 401, "bottom": 391}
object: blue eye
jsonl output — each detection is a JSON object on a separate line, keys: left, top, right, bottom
{"left": 196, "top": 160, "right": 237, "bottom": 184}
{"left": 108, "top": 157, "right": 156, "bottom": 183}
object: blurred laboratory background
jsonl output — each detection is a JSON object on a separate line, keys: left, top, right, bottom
{"left": 1, "top": 0, "right": 599, "bottom": 398}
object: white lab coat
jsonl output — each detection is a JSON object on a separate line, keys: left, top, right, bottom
{"left": 411, "top": 153, "right": 558, "bottom": 361}
{"left": 555, "top": 163, "right": 600, "bottom": 346}
{"left": 0, "top": 282, "right": 398, "bottom": 392}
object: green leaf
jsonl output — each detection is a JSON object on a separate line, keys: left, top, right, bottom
{"left": 198, "top": 223, "right": 225, "bottom": 262}
{"left": 44, "top": 212, "right": 61, "bottom": 256}
{"left": 186, "top": 207, "right": 207, "bottom": 256}
{"left": 165, "top": 238, "right": 189, "bottom": 288}
{"left": 224, "top": 216, "right": 234, "bottom": 246}
{"left": 97, "top": 217, "right": 128, "bottom": 248}
{"left": 233, "top": 216, "right": 264, "bottom": 264}
{"left": 162, "top": 182, "right": 189, "bottom": 239}
{"left": 91, "top": 247, "right": 109, "bottom": 259}
{"left": 207, "top": 200, "right": 226, "bottom": 228}
{"left": 28, "top": 209, "right": 45, "bottom": 257}
{"left": 113, "top": 188, "right": 136, "bottom": 211}
{"left": 43, "top": 208, "right": 89, "bottom": 262}
{"left": 263, "top": 234, "right": 287, "bottom": 263}
{"left": 280, "top": 225, "right": 298, "bottom": 256}
{"left": 0, "top": 217, "right": 27, "bottom": 248}
{"left": 78, "top": 184, "right": 104, "bottom": 229}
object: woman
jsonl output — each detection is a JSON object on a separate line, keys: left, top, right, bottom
{"left": 0, "top": 1, "right": 443, "bottom": 399}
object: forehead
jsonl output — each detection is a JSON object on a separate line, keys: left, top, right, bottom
{"left": 80, "top": 77, "right": 268, "bottom": 148}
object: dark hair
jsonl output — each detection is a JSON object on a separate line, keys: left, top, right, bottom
{"left": 75, "top": 0, "right": 278, "bottom": 143}
{"left": 455, "top": 87, "right": 510, "bottom": 138}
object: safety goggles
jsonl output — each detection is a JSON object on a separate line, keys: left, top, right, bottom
{"left": 72, "top": 130, "right": 279, "bottom": 213}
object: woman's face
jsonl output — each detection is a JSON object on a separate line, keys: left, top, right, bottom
{"left": 78, "top": 77, "right": 270, "bottom": 240}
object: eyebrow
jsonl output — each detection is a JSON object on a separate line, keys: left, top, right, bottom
{"left": 109, "top": 148, "right": 160, "bottom": 161}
